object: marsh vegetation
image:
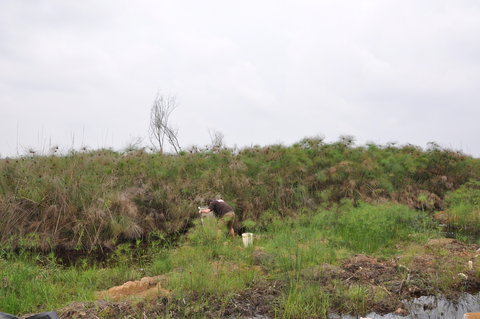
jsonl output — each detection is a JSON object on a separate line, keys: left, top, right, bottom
{"left": 0, "top": 138, "right": 479, "bottom": 318}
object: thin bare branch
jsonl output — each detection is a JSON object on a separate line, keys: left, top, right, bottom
{"left": 149, "top": 94, "right": 181, "bottom": 154}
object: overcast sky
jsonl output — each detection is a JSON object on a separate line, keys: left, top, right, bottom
{"left": 1, "top": 0, "right": 479, "bottom": 157}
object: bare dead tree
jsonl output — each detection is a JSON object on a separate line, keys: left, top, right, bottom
{"left": 209, "top": 129, "right": 225, "bottom": 152}
{"left": 149, "top": 94, "right": 181, "bottom": 154}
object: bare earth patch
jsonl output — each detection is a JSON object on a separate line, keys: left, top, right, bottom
{"left": 95, "top": 275, "right": 170, "bottom": 301}
{"left": 60, "top": 300, "right": 133, "bottom": 319}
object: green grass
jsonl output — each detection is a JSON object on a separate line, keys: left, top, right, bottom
{"left": 0, "top": 252, "right": 142, "bottom": 315}
{"left": 280, "top": 281, "right": 330, "bottom": 319}
{"left": 164, "top": 218, "right": 258, "bottom": 296}
{"left": 254, "top": 202, "right": 434, "bottom": 275}
{"left": 236, "top": 203, "right": 439, "bottom": 318}
{"left": 333, "top": 203, "right": 433, "bottom": 254}
{"left": 0, "top": 202, "right": 463, "bottom": 317}
{"left": 440, "top": 181, "right": 480, "bottom": 243}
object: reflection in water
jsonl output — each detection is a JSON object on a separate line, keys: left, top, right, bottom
{"left": 334, "top": 293, "right": 480, "bottom": 319}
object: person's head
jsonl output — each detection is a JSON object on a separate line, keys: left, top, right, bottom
{"left": 207, "top": 199, "right": 215, "bottom": 205}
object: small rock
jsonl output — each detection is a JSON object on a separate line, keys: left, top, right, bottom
{"left": 458, "top": 273, "right": 468, "bottom": 280}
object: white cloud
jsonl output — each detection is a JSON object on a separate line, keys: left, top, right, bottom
{"left": 0, "top": 0, "right": 479, "bottom": 157}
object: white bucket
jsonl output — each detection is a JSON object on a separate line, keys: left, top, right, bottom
{"left": 242, "top": 233, "right": 253, "bottom": 248}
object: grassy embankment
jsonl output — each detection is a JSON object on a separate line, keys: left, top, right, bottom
{"left": 1, "top": 138, "right": 479, "bottom": 317}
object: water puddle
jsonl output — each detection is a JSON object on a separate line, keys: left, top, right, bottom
{"left": 334, "top": 292, "right": 480, "bottom": 319}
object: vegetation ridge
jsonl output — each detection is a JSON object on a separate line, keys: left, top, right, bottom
{"left": 0, "top": 137, "right": 478, "bottom": 252}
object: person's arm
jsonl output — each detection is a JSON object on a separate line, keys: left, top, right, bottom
{"left": 200, "top": 201, "right": 216, "bottom": 214}
{"left": 199, "top": 208, "right": 211, "bottom": 214}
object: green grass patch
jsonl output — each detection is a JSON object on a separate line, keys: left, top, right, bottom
{"left": 0, "top": 202, "right": 447, "bottom": 317}
{"left": 280, "top": 281, "right": 330, "bottom": 319}
{"left": 0, "top": 253, "right": 142, "bottom": 315}
{"left": 158, "top": 218, "right": 259, "bottom": 297}
{"left": 332, "top": 203, "right": 433, "bottom": 254}
{"left": 442, "top": 181, "right": 480, "bottom": 241}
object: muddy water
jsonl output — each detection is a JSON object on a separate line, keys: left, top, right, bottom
{"left": 335, "top": 292, "right": 480, "bottom": 319}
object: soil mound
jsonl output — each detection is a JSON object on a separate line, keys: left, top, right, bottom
{"left": 341, "top": 254, "right": 398, "bottom": 284}
{"left": 95, "top": 276, "right": 170, "bottom": 301}
{"left": 221, "top": 280, "right": 282, "bottom": 318}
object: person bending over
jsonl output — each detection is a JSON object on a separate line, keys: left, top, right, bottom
{"left": 199, "top": 199, "right": 236, "bottom": 239}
